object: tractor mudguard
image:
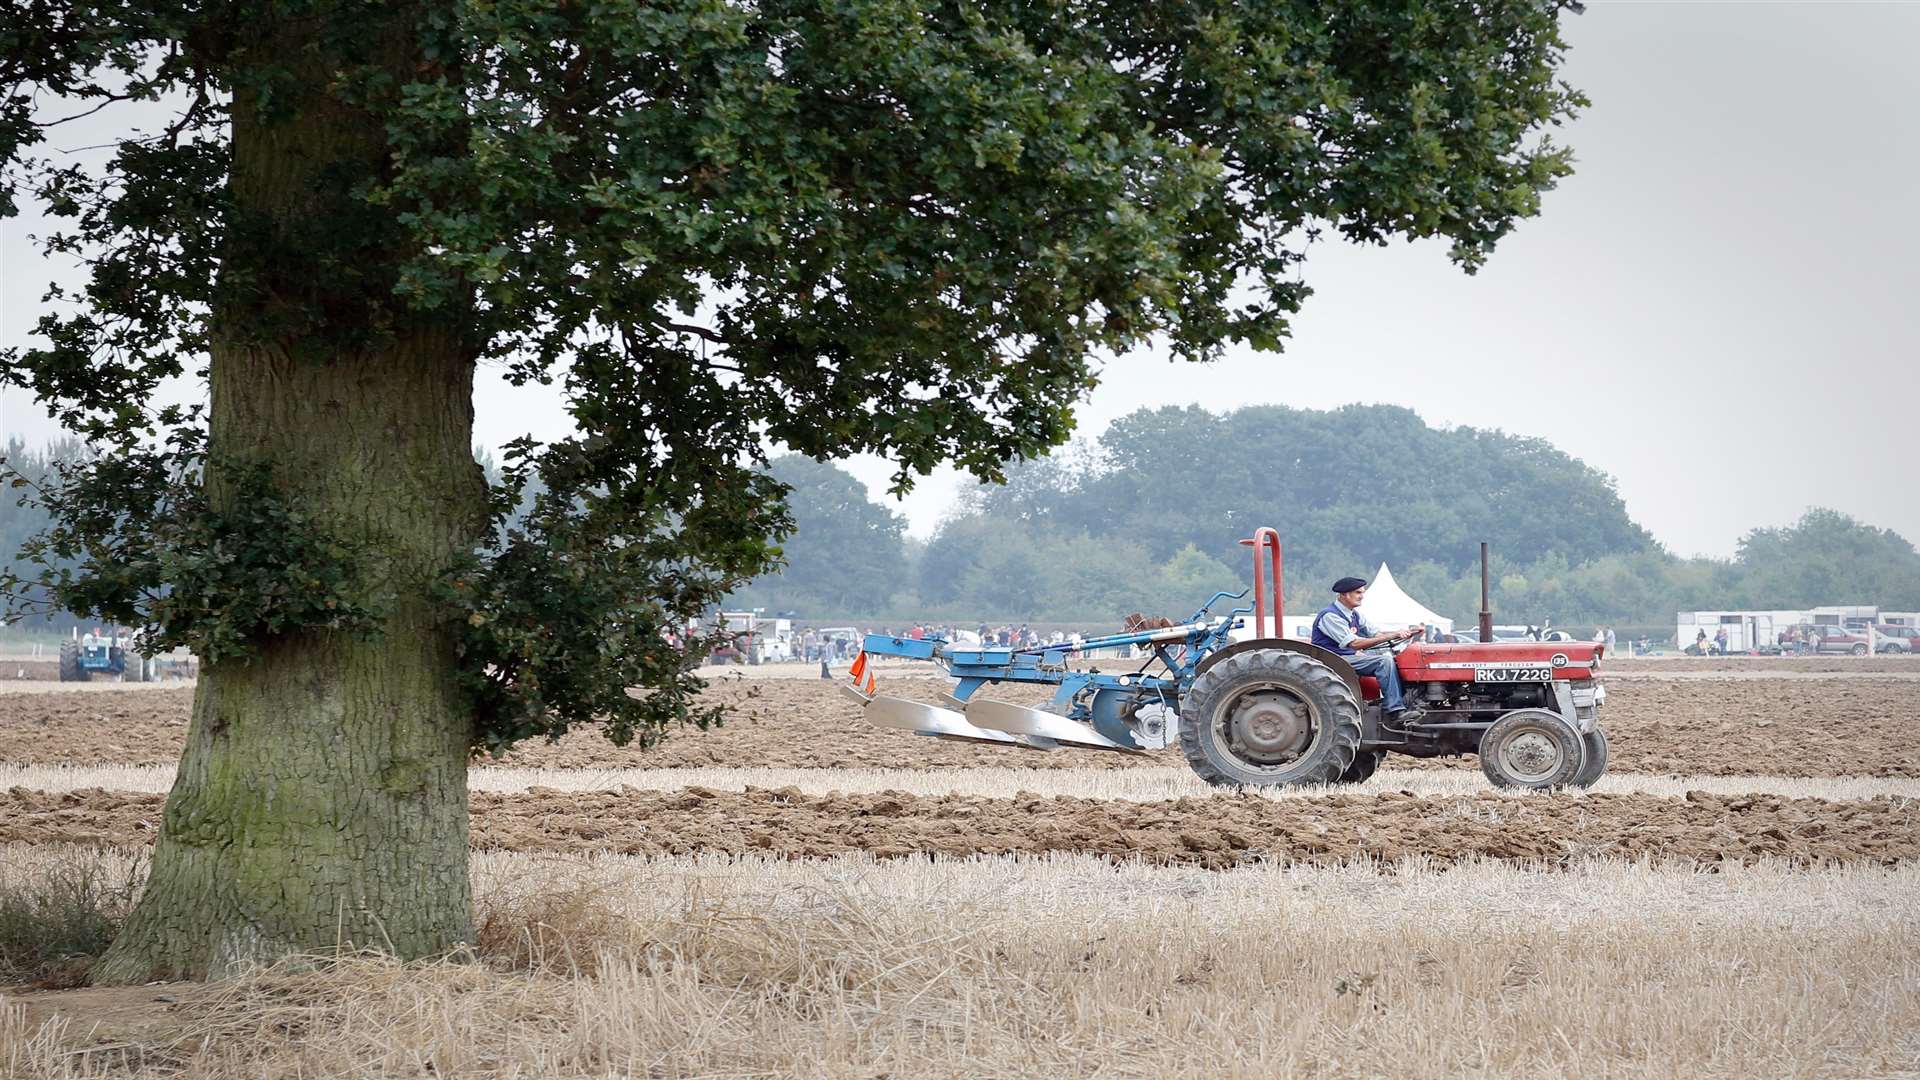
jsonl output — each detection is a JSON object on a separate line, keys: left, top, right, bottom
{"left": 1193, "top": 637, "right": 1361, "bottom": 701}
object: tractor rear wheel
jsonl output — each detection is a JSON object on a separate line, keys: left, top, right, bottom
{"left": 1479, "top": 709, "right": 1585, "bottom": 790}
{"left": 1572, "top": 725, "right": 1609, "bottom": 788}
{"left": 1336, "top": 749, "right": 1385, "bottom": 785}
{"left": 1178, "top": 648, "right": 1361, "bottom": 787}
{"left": 57, "top": 642, "right": 86, "bottom": 682}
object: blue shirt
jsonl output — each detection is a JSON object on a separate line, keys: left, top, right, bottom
{"left": 1311, "top": 601, "right": 1373, "bottom": 656}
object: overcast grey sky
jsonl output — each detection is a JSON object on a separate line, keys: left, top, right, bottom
{"left": 5, "top": 2, "right": 1917, "bottom": 558}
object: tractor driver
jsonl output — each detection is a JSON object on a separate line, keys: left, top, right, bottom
{"left": 1310, "top": 577, "right": 1425, "bottom": 722}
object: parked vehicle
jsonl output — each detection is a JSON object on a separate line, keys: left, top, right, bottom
{"left": 759, "top": 623, "right": 795, "bottom": 663}
{"left": 1795, "top": 624, "right": 1880, "bottom": 656}
{"left": 58, "top": 627, "right": 155, "bottom": 682}
{"left": 708, "top": 611, "right": 788, "bottom": 664}
{"left": 1873, "top": 625, "right": 1918, "bottom": 654}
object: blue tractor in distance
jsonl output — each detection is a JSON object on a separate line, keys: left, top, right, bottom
{"left": 58, "top": 628, "right": 149, "bottom": 682}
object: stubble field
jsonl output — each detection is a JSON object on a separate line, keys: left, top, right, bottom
{"left": 3, "top": 661, "right": 1918, "bottom": 1077}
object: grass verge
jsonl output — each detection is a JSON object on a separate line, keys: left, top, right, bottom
{"left": 0, "top": 849, "right": 141, "bottom": 990}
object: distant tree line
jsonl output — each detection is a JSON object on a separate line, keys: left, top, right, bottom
{"left": 13, "top": 415, "right": 1920, "bottom": 636}
{"left": 733, "top": 406, "right": 1920, "bottom": 627}
{"left": 0, "top": 438, "right": 92, "bottom": 637}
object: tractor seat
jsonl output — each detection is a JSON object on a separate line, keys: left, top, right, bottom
{"left": 1357, "top": 675, "right": 1382, "bottom": 701}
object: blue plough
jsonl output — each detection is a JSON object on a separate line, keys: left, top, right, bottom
{"left": 844, "top": 530, "right": 1291, "bottom": 753}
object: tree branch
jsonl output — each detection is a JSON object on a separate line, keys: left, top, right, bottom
{"left": 652, "top": 319, "right": 729, "bottom": 345}
{"left": 35, "top": 95, "right": 136, "bottom": 128}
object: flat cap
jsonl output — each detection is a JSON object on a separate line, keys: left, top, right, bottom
{"left": 1331, "top": 576, "right": 1368, "bottom": 594}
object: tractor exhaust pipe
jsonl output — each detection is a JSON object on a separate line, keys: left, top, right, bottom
{"left": 1479, "top": 541, "right": 1494, "bottom": 644}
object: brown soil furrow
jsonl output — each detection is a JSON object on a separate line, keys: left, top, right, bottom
{"left": 0, "top": 659, "right": 59, "bottom": 680}
{"left": 0, "top": 687, "right": 196, "bottom": 764}
{"left": 5, "top": 785, "right": 1915, "bottom": 869}
{"left": 3, "top": 676, "right": 1917, "bottom": 778}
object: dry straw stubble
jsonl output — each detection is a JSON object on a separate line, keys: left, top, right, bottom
{"left": 3, "top": 846, "right": 1918, "bottom": 1078}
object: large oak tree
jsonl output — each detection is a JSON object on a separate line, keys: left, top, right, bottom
{"left": 1, "top": 0, "right": 1582, "bottom": 981}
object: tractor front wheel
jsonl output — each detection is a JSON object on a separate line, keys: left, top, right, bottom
{"left": 1479, "top": 709, "right": 1585, "bottom": 790}
{"left": 1571, "top": 725, "right": 1609, "bottom": 788}
{"left": 1178, "top": 648, "right": 1361, "bottom": 788}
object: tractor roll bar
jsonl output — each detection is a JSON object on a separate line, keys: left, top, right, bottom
{"left": 1239, "top": 528, "right": 1283, "bottom": 639}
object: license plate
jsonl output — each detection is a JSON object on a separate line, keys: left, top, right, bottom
{"left": 1473, "top": 666, "right": 1552, "bottom": 683}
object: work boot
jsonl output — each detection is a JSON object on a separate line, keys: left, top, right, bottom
{"left": 1388, "top": 705, "right": 1427, "bottom": 725}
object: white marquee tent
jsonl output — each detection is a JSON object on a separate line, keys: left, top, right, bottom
{"left": 1358, "top": 563, "right": 1453, "bottom": 635}
{"left": 1247, "top": 562, "right": 1454, "bottom": 642}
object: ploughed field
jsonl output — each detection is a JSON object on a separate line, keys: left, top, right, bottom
{"left": 6, "top": 784, "right": 1916, "bottom": 869}
{"left": 3, "top": 671, "right": 1917, "bottom": 778}
{"left": 0, "top": 673, "right": 1917, "bottom": 869}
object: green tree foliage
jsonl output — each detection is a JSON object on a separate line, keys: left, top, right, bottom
{"left": 0, "top": 438, "right": 88, "bottom": 636}
{"left": 978, "top": 404, "right": 1651, "bottom": 572}
{"left": 1732, "top": 509, "right": 1920, "bottom": 609}
{"left": 900, "top": 502, "right": 1920, "bottom": 629}
{"left": 743, "top": 412, "right": 1920, "bottom": 627}
{"left": 931, "top": 403, "right": 1653, "bottom": 616}
{"left": 905, "top": 525, "right": 1240, "bottom": 622}
{"left": 0, "top": 439, "right": 61, "bottom": 590}
{"left": 731, "top": 456, "right": 909, "bottom": 613}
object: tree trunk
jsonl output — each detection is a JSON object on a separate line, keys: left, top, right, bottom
{"left": 94, "top": 11, "right": 488, "bottom": 983}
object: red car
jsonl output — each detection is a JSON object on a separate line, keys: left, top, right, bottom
{"left": 1788, "top": 624, "right": 1874, "bottom": 655}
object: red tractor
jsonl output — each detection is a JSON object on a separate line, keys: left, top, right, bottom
{"left": 849, "top": 529, "right": 1609, "bottom": 790}
{"left": 1183, "top": 633, "right": 1607, "bottom": 789}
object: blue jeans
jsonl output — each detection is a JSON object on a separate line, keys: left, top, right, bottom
{"left": 1346, "top": 650, "right": 1407, "bottom": 712}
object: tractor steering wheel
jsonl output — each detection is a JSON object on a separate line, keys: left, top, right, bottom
{"left": 1374, "top": 631, "right": 1422, "bottom": 655}
{"left": 1359, "top": 634, "right": 1413, "bottom": 658}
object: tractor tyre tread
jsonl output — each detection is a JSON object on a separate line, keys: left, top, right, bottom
{"left": 1336, "top": 749, "right": 1386, "bottom": 785}
{"left": 1178, "top": 648, "right": 1361, "bottom": 788}
{"left": 57, "top": 642, "right": 85, "bottom": 683}
{"left": 1572, "top": 725, "right": 1609, "bottom": 788}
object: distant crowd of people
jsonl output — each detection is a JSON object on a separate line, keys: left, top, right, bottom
{"left": 796, "top": 628, "right": 860, "bottom": 663}
{"left": 969, "top": 624, "right": 1078, "bottom": 649}
{"left": 875, "top": 624, "right": 1082, "bottom": 650}
{"left": 1691, "top": 627, "right": 1728, "bottom": 655}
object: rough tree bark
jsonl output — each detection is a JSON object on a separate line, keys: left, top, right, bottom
{"left": 93, "top": 12, "right": 488, "bottom": 983}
